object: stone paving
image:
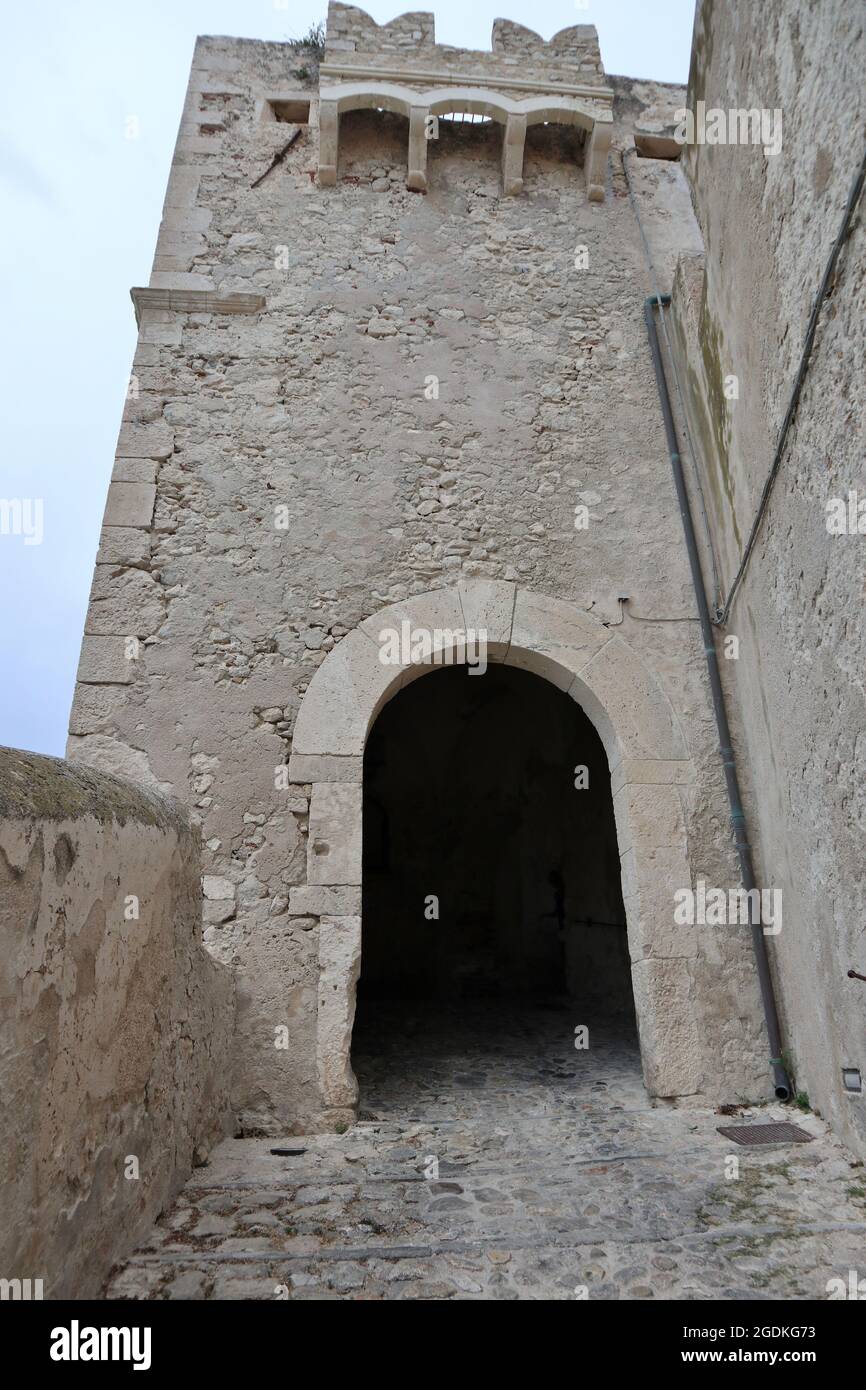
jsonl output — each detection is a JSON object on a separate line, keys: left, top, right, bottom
{"left": 107, "top": 1004, "right": 866, "bottom": 1300}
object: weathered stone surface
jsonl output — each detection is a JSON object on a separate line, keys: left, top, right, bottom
{"left": 106, "top": 1005, "right": 866, "bottom": 1301}
{"left": 672, "top": 0, "right": 866, "bottom": 1159}
{"left": 289, "top": 885, "right": 362, "bottom": 917}
{"left": 113, "top": 458, "right": 158, "bottom": 484}
{"left": 68, "top": 682, "right": 127, "bottom": 736}
{"left": 77, "top": 635, "right": 136, "bottom": 684}
{"left": 293, "top": 630, "right": 399, "bottom": 758}
{"left": 457, "top": 578, "right": 515, "bottom": 658}
{"left": 288, "top": 754, "right": 363, "bottom": 784}
{"left": 317, "top": 916, "right": 362, "bottom": 1108}
{"left": 308, "top": 783, "right": 362, "bottom": 885}
{"left": 66, "top": 734, "right": 164, "bottom": 789}
{"left": 116, "top": 422, "right": 173, "bottom": 459}
{"left": 620, "top": 845, "right": 698, "bottom": 962}
{"left": 612, "top": 781, "right": 687, "bottom": 858}
{"left": 103, "top": 481, "right": 157, "bottom": 529}
{"left": 573, "top": 638, "right": 688, "bottom": 764}
{"left": 96, "top": 526, "right": 151, "bottom": 566}
{"left": 0, "top": 747, "right": 234, "bottom": 1299}
{"left": 85, "top": 567, "right": 165, "bottom": 637}
{"left": 505, "top": 588, "right": 608, "bottom": 691}
{"left": 631, "top": 958, "right": 703, "bottom": 1096}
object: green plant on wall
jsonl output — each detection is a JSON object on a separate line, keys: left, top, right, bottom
{"left": 288, "top": 22, "right": 325, "bottom": 61}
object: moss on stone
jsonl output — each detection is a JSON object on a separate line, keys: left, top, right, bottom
{"left": 0, "top": 745, "right": 189, "bottom": 833}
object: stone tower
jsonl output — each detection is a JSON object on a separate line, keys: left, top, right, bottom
{"left": 68, "top": 3, "right": 770, "bottom": 1133}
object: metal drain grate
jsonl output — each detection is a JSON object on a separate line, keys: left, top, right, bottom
{"left": 717, "top": 1121, "right": 814, "bottom": 1146}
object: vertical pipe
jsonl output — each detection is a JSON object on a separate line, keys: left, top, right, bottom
{"left": 643, "top": 294, "right": 790, "bottom": 1101}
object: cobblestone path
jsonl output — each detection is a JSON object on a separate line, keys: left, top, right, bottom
{"left": 108, "top": 1005, "right": 866, "bottom": 1300}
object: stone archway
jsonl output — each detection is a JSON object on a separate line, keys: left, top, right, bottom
{"left": 288, "top": 581, "right": 701, "bottom": 1117}
{"left": 317, "top": 82, "right": 612, "bottom": 198}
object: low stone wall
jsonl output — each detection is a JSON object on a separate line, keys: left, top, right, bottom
{"left": 0, "top": 747, "right": 234, "bottom": 1298}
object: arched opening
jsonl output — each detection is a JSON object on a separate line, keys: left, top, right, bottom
{"left": 426, "top": 105, "right": 505, "bottom": 192}
{"left": 299, "top": 583, "right": 701, "bottom": 1116}
{"left": 522, "top": 120, "right": 587, "bottom": 187}
{"left": 337, "top": 106, "right": 409, "bottom": 185}
{"left": 352, "top": 662, "right": 638, "bottom": 1101}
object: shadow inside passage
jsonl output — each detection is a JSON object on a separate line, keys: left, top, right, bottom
{"left": 354, "top": 663, "right": 639, "bottom": 1110}
{"left": 353, "top": 1001, "right": 643, "bottom": 1117}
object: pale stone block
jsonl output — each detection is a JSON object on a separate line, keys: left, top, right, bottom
{"left": 318, "top": 98, "right": 338, "bottom": 186}
{"left": 77, "top": 637, "right": 136, "bottom": 684}
{"left": 407, "top": 105, "right": 428, "bottom": 191}
{"left": 131, "top": 343, "right": 161, "bottom": 368}
{"left": 68, "top": 683, "right": 125, "bottom": 735}
{"left": 610, "top": 759, "right": 694, "bottom": 795}
{"left": 457, "top": 578, "right": 515, "bottom": 658}
{"left": 360, "top": 587, "right": 465, "bottom": 651}
{"left": 612, "top": 782, "right": 686, "bottom": 857}
{"left": 176, "top": 135, "right": 225, "bottom": 156}
{"left": 308, "top": 783, "right": 362, "bottom": 885}
{"left": 292, "top": 629, "right": 400, "bottom": 757}
{"left": 160, "top": 207, "right": 213, "bottom": 233}
{"left": 585, "top": 119, "right": 612, "bottom": 202}
{"left": 120, "top": 398, "right": 163, "bottom": 426}
{"left": 288, "top": 754, "right": 363, "bottom": 784}
{"left": 116, "top": 422, "right": 173, "bottom": 459}
{"left": 631, "top": 958, "right": 702, "bottom": 1095}
{"left": 96, "top": 527, "right": 151, "bottom": 566}
{"left": 620, "top": 845, "right": 697, "bottom": 961}
{"left": 317, "top": 916, "right": 361, "bottom": 1108}
{"left": 163, "top": 166, "right": 202, "bottom": 208}
{"left": 502, "top": 112, "right": 527, "bottom": 196}
{"left": 153, "top": 254, "right": 196, "bottom": 274}
{"left": 155, "top": 228, "right": 207, "bottom": 254}
{"left": 505, "top": 588, "right": 607, "bottom": 690}
{"left": 65, "top": 734, "right": 161, "bottom": 788}
{"left": 289, "top": 885, "right": 361, "bottom": 916}
{"left": 575, "top": 638, "right": 688, "bottom": 762}
{"left": 149, "top": 272, "right": 216, "bottom": 291}
{"left": 103, "top": 481, "right": 156, "bottom": 528}
{"left": 85, "top": 568, "right": 164, "bottom": 638}
{"left": 112, "top": 458, "right": 158, "bottom": 484}
{"left": 203, "top": 875, "right": 235, "bottom": 901}
{"left": 139, "top": 319, "right": 183, "bottom": 346}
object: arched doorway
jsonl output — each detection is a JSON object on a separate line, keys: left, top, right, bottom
{"left": 289, "top": 581, "right": 702, "bottom": 1121}
{"left": 353, "top": 661, "right": 637, "bottom": 1104}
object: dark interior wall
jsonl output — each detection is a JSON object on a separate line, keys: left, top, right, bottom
{"left": 337, "top": 109, "right": 586, "bottom": 189}
{"left": 338, "top": 108, "right": 410, "bottom": 179}
{"left": 427, "top": 116, "right": 504, "bottom": 187}
{"left": 359, "top": 663, "right": 633, "bottom": 1014}
{"left": 522, "top": 121, "right": 586, "bottom": 180}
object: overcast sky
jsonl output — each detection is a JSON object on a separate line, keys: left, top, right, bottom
{"left": 0, "top": 0, "right": 696, "bottom": 757}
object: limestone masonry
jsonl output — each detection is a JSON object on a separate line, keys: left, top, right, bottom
{"left": 2, "top": 0, "right": 864, "bottom": 1300}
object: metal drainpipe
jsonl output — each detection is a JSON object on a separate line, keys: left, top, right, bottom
{"left": 643, "top": 293, "right": 791, "bottom": 1102}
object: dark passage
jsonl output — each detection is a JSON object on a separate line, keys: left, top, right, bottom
{"left": 354, "top": 665, "right": 635, "bottom": 1046}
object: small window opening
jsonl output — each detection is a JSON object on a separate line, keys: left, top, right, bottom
{"left": 269, "top": 100, "right": 311, "bottom": 124}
